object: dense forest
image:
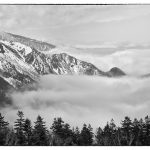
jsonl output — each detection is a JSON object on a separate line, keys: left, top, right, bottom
{"left": 0, "top": 111, "right": 150, "bottom": 146}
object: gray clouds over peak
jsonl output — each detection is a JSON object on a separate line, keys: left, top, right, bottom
{"left": 1, "top": 5, "right": 150, "bottom": 44}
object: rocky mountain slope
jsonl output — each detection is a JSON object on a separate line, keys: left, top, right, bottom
{"left": 0, "top": 32, "right": 126, "bottom": 90}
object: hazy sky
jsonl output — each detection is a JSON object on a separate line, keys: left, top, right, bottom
{"left": 1, "top": 5, "right": 150, "bottom": 45}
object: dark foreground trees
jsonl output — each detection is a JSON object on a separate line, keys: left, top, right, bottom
{"left": 14, "top": 111, "right": 26, "bottom": 145}
{"left": 32, "top": 115, "right": 49, "bottom": 146}
{"left": 0, "top": 111, "right": 150, "bottom": 146}
{"left": 0, "top": 113, "right": 9, "bottom": 145}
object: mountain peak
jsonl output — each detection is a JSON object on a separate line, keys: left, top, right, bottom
{"left": 107, "top": 67, "right": 126, "bottom": 77}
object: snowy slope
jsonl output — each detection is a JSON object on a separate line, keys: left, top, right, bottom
{"left": 0, "top": 41, "right": 39, "bottom": 88}
{"left": 0, "top": 32, "right": 126, "bottom": 89}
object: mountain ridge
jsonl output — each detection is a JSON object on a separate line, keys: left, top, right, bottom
{"left": 0, "top": 31, "right": 56, "bottom": 51}
{"left": 0, "top": 32, "right": 126, "bottom": 90}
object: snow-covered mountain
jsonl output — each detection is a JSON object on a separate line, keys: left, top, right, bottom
{"left": 0, "top": 32, "right": 126, "bottom": 90}
{"left": 0, "top": 31, "right": 55, "bottom": 51}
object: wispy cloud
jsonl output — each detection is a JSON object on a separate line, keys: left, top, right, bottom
{"left": 0, "top": 5, "right": 150, "bottom": 30}
{"left": 96, "top": 16, "right": 125, "bottom": 23}
{"left": 1, "top": 5, "right": 150, "bottom": 45}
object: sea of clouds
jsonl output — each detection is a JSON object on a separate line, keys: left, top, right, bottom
{"left": 1, "top": 74, "right": 150, "bottom": 130}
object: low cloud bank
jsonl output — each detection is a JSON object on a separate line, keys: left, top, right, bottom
{"left": 1, "top": 74, "right": 150, "bottom": 129}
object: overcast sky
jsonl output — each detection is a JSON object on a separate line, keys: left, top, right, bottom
{"left": 1, "top": 5, "right": 150, "bottom": 45}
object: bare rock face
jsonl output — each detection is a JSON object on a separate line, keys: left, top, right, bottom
{"left": 0, "top": 32, "right": 126, "bottom": 89}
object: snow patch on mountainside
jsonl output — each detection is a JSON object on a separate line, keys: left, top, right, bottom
{"left": 0, "top": 40, "right": 32, "bottom": 57}
{"left": 9, "top": 42, "right": 32, "bottom": 56}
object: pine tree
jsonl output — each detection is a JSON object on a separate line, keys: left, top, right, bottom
{"left": 102, "top": 120, "right": 119, "bottom": 146}
{"left": 73, "top": 127, "right": 80, "bottom": 145}
{"left": 79, "top": 124, "right": 88, "bottom": 145}
{"left": 50, "top": 117, "right": 65, "bottom": 139}
{"left": 63, "top": 123, "right": 72, "bottom": 138}
{"left": 87, "top": 124, "right": 93, "bottom": 145}
{"left": 121, "top": 116, "right": 133, "bottom": 145}
{"left": 23, "top": 118, "right": 32, "bottom": 145}
{"left": 115, "top": 127, "right": 122, "bottom": 146}
{"left": 138, "top": 118, "right": 145, "bottom": 145}
{"left": 63, "top": 123, "right": 74, "bottom": 145}
{"left": 103, "top": 122, "right": 112, "bottom": 145}
{"left": 50, "top": 117, "right": 66, "bottom": 145}
{"left": 0, "top": 113, "right": 9, "bottom": 129}
{"left": 110, "top": 119, "right": 116, "bottom": 131}
{"left": 143, "top": 116, "right": 150, "bottom": 145}
{"left": 0, "top": 113, "right": 9, "bottom": 145}
{"left": 5, "top": 128, "right": 17, "bottom": 146}
{"left": 95, "top": 127, "right": 103, "bottom": 145}
{"left": 32, "top": 115, "right": 49, "bottom": 146}
{"left": 132, "top": 118, "right": 141, "bottom": 145}
{"left": 50, "top": 117, "right": 75, "bottom": 145}
{"left": 109, "top": 119, "right": 117, "bottom": 145}
{"left": 79, "top": 124, "right": 93, "bottom": 146}
{"left": 14, "top": 111, "right": 25, "bottom": 145}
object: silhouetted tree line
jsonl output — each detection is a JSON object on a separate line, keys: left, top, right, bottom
{"left": 0, "top": 111, "right": 150, "bottom": 146}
